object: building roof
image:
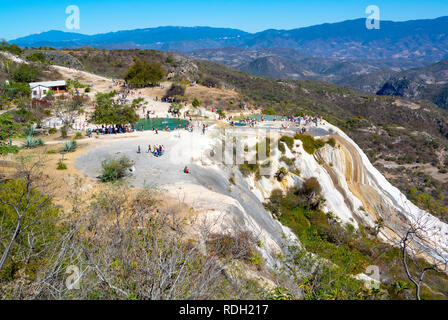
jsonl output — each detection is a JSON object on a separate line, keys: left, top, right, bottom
{"left": 29, "top": 80, "right": 66, "bottom": 89}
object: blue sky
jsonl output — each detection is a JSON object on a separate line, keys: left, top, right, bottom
{"left": 1, "top": 0, "right": 447, "bottom": 40}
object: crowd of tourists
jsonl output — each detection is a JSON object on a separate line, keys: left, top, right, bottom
{"left": 227, "top": 114, "right": 325, "bottom": 129}
{"left": 87, "top": 124, "right": 136, "bottom": 137}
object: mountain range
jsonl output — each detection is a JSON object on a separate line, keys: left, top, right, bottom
{"left": 9, "top": 16, "right": 448, "bottom": 109}
{"left": 184, "top": 47, "right": 426, "bottom": 83}
{"left": 11, "top": 16, "right": 448, "bottom": 62}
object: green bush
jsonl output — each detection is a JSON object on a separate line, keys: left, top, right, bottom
{"left": 217, "top": 109, "right": 226, "bottom": 118}
{"left": 192, "top": 98, "right": 201, "bottom": 108}
{"left": 303, "top": 177, "right": 322, "bottom": 197}
{"left": 278, "top": 142, "right": 286, "bottom": 154}
{"left": 206, "top": 231, "right": 256, "bottom": 262}
{"left": 48, "top": 128, "right": 57, "bottom": 134}
{"left": 26, "top": 52, "right": 46, "bottom": 63}
{"left": 326, "top": 137, "right": 336, "bottom": 148}
{"left": 74, "top": 132, "right": 83, "bottom": 140}
{"left": 47, "top": 149, "right": 56, "bottom": 154}
{"left": 57, "top": 161, "right": 67, "bottom": 170}
{"left": 201, "top": 76, "right": 220, "bottom": 88}
{"left": 124, "top": 60, "right": 164, "bottom": 87}
{"left": 238, "top": 163, "right": 259, "bottom": 177}
{"left": 0, "top": 144, "right": 20, "bottom": 155}
{"left": 90, "top": 92, "right": 139, "bottom": 125}
{"left": 267, "top": 189, "right": 367, "bottom": 276}
{"left": 67, "top": 79, "right": 87, "bottom": 89}
{"left": 280, "top": 135, "right": 294, "bottom": 150}
{"left": 0, "top": 179, "right": 60, "bottom": 280}
{"left": 101, "top": 155, "right": 132, "bottom": 182}
{"left": 294, "top": 134, "right": 325, "bottom": 154}
{"left": 60, "top": 126, "right": 68, "bottom": 138}
{"left": 13, "top": 64, "right": 40, "bottom": 82}
{"left": 0, "top": 43, "right": 23, "bottom": 55}
{"left": 249, "top": 250, "right": 263, "bottom": 267}
{"left": 262, "top": 108, "right": 275, "bottom": 115}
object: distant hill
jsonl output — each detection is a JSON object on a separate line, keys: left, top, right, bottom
{"left": 11, "top": 16, "right": 448, "bottom": 63}
{"left": 11, "top": 27, "right": 249, "bottom": 51}
{"left": 243, "top": 17, "right": 448, "bottom": 62}
{"left": 376, "top": 59, "right": 448, "bottom": 109}
{"left": 336, "top": 69, "right": 400, "bottom": 94}
{"left": 186, "top": 47, "right": 424, "bottom": 83}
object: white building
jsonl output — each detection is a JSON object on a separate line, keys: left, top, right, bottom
{"left": 29, "top": 80, "right": 67, "bottom": 99}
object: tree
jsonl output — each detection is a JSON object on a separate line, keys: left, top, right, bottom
{"left": 53, "top": 94, "right": 85, "bottom": 127}
{"left": 397, "top": 214, "right": 448, "bottom": 300}
{"left": 101, "top": 155, "right": 132, "bottom": 182}
{"left": 0, "top": 156, "right": 59, "bottom": 274}
{"left": 263, "top": 108, "right": 276, "bottom": 115}
{"left": 26, "top": 52, "right": 46, "bottom": 63}
{"left": 164, "top": 84, "right": 186, "bottom": 102}
{"left": 0, "top": 42, "right": 23, "bottom": 56}
{"left": 298, "top": 177, "right": 325, "bottom": 210}
{"left": 90, "top": 92, "right": 139, "bottom": 125}
{"left": 192, "top": 98, "right": 201, "bottom": 108}
{"left": 131, "top": 97, "right": 147, "bottom": 109}
{"left": 217, "top": 109, "right": 226, "bottom": 118}
{"left": 0, "top": 113, "right": 20, "bottom": 142}
{"left": 73, "top": 186, "right": 259, "bottom": 299}
{"left": 0, "top": 113, "right": 21, "bottom": 155}
{"left": 202, "top": 76, "right": 220, "bottom": 88}
{"left": 1, "top": 82, "right": 31, "bottom": 103}
{"left": 168, "top": 103, "right": 183, "bottom": 116}
{"left": 25, "top": 183, "right": 266, "bottom": 300}
{"left": 124, "top": 60, "right": 164, "bottom": 87}
{"left": 12, "top": 64, "right": 40, "bottom": 82}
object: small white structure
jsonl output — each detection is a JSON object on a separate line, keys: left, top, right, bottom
{"left": 29, "top": 80, "right": 67, "bottom": 99}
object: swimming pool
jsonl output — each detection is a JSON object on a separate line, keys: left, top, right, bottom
{"left": 134, "top": 118, "right": 189, "bottom": 131}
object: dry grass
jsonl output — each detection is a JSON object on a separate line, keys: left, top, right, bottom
{"left": 186, "top": 84, "right": 246, "bottom": 110}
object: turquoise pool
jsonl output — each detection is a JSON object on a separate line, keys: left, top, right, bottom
{"left": 134, "top": 118, "right": 189, "bottom": 131}
{"left": 242, "top": 115, "right": 287, "bottom": 121}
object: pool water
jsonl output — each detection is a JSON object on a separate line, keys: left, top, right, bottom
{"left": 230, "top": 121, "right": 247, "bottom": 126}
{"left": 233, "top": 115, "right": 287, "bottom": 121}
{"left": 247, "top": 115, "right": 287, "bottom": 121}
{"left": 134, "top": 118, "right": 189, "bottom": 131}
